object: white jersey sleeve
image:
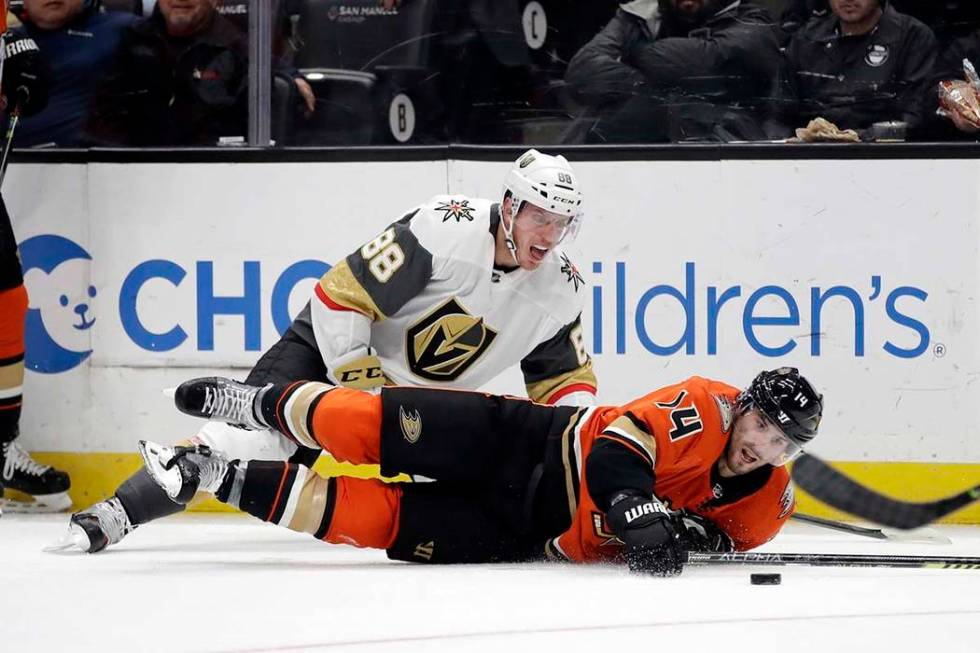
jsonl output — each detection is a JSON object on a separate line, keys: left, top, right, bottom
{"left": 310, "top": 205, "right": 436, "bottom": 388}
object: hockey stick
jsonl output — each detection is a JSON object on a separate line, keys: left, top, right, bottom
{"left": 790, "top": 512, "right": 951, "bottom": 544}
{"left": 687, "top": 551, "right": 980, "bottom": 570}
{"left": 791, "top": 453, "right": 980, "bottom": 530}
{"left": 0, "top": 110, "right": 20, "bottom": 189}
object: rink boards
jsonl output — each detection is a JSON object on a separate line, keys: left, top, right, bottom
{"left": 7, "top": 156, "right": 980, "bottom": 520}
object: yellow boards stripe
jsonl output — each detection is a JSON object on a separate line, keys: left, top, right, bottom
{"left": 23, "top": 453, "right": 980, "bottom": 523}
{"left": 28, "top": 452, "right": 409, "bottom": 514}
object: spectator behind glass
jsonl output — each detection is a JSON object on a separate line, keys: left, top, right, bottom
{"left": 774, "top": 0, "right": 937, "bottom": 140}
{"left": 930, "top": 28, "right": 980, "bottom": 137}
{"left": 782, "top": 1, "right": 980, "bottom": 47}
{"left": 563, "top": 0, "right": 782, "bottom": 143}
{"left": 87, "top": 0, "right": 313, "bottom": 146}
{"left": 14, "top": 0, "right": 136, "bottom": 147}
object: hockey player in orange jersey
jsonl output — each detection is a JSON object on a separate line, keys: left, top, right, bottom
{"left": 139, "top": 367, "right": 822, "bottom": 575}
{"left": 0, "top": 25, "right": 73, "bottom": 512}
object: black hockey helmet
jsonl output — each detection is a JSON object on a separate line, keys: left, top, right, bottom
{"left": 737, "top": 367, "right": 823, "bottom": 449}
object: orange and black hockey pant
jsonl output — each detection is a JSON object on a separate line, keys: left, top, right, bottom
{"left": 0, "top": 195, "right": 26, "bottom": 443}
{"left": 220, "top": 385, "right": 580, "bottom": 563}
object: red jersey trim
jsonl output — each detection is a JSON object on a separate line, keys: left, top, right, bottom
{"left": 315, "top": 283, "right": 371, "bottom": 317}
{"left": 546, "top": 383, "right": 597, "bottom": 405}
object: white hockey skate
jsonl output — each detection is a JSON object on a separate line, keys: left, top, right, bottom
{"left": 138, "top": 440, "right": 230, "bottom": 504}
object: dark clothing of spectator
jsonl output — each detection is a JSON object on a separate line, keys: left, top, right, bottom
{"left": 776, "top": 4, "right": 937, "bottom": 138}
{"left": 13, "top": 8, "right": 136, "bottom": 147}
{"left": 780, "top": 0, "right": 829, "bottom": 42}
{"left": 936, "top": 28, "right": 980, "bottom": 80}
{"left": 782, "top": 1, "right": 980, "bottom": 47}
{"left": 430, "top": 0, "right": 535, "bottom": 142}
{"left": 922, "top": 28, "right": 980, "bottom": 140}
{"left": 88, "top": 7, "right": 248, "bottom": 147}
{"left": 563, "top": 1, "right": 782, "bottom": 143}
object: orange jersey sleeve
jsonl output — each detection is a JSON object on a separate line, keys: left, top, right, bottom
{"left": 549, "top": 376, "right": 795, "bottom": 562}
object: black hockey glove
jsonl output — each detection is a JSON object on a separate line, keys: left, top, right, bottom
{"left": 1, "top": 32, "right": 49, "bottom": 116}
{"left": 671, "top": 511, "right": 734, "bottom": 553}
{"left": 604, "top": 491, "right": 684, "bottom": 576}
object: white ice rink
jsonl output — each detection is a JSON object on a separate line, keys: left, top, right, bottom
{"left": 3, "top": 514, "right": 980, "bottom": 653}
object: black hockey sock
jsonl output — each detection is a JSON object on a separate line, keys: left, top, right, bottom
{"left": 257, "top": 381, "right": 333, "bottom": 450}
{"left": 221, "top": 460, "right": 337, "bottom": 537}
{"left": 258, "top": 382, "right": 291, "bottom": 431}
{"left": 116, "top": 467, "right": 185, "bottom": 525}
{"left": 0, "top": 378, "right": 20, "bottom": 442}
{"left": 214, "top": 459, "right": 244, "bottom": 506}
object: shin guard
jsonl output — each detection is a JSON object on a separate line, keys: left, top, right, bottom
{"left": 116, "top": 466, "right": 186, "bottom": 525}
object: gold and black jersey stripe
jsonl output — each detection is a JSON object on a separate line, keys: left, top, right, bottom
{"left": 343, "top": 212, "right": 434, "bottom": 318}
{"left": 521, "top": 315, "right": 596, "bottom": 403}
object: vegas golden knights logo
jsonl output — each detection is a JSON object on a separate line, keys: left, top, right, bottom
{"left": 406, "top": 297, "right": 497, "bottom": 381}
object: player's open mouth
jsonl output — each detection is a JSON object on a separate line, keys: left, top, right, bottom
{"left": 529, "top": 245, "right": 548, "bottom": 262}
{"left": 740, "top": 447, "right": 757, "bottom": 465}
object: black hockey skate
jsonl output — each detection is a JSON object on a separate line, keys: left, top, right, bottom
{"left": 1, "top": 440, "right": 72, "bottom": 512}
{"left": 46, "top": 497, "right": 136, "bottom": 553}
{"left": 138, "top": 440, "right": 230, "bottom": 504}
{"left": 173, "top": 377, "right": 269, "bottom": 430}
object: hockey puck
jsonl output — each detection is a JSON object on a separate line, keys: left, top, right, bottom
{"left": 750, "top": 573, "right": 781, "bottom": 585}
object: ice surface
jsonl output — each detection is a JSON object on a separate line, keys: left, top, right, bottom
{"left": 2, "top": 514, "right": 979, "bottom": 653}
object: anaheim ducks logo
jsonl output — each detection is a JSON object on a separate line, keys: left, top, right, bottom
{"left": 713, "top": 394, "right": 734, "bottom": 432}
{"left": 778, "top": 480, "right": 795, "bottom": 519}
{"left": 399, "top": 405, "right": 422, "bottom": 443}
{"left": 406, "top": 297, "right": 497, "bottom": 381}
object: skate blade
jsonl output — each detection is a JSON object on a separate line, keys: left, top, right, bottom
{"left": 2, "top": 490, "right": 73, "bottom": 513}
{"left": 43, "top": 524, "right": 91, "bottom": 554}
{"left": 137, "top": 440, "right": 182, "bottom": 501}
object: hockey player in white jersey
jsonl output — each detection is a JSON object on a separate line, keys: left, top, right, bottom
{"left": 55, "top": 149, "right": 597, "bottom": 553}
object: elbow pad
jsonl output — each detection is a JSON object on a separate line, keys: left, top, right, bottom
{"left": 326, "top": 346, "right": 387, "bottom": 390}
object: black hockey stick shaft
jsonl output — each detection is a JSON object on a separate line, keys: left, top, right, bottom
{"left": 687, "top": 551, "right": 980, "bottom": 569}
{"left": 791, "top": 512, "right": 890, "bottom": 539}
{"left": 790, "top": 453, "right": 980, "bottom": 529}
{"left": 0, "top": 111, "right": 19, "bottom": 189}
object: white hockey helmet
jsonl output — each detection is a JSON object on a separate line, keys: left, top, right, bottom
{"left": 503, "top": 149, "right": 584, "bottom": 219}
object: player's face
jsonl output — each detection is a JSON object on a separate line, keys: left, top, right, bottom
{"left": 511, "top": 203, "right": 575, "bottom": 270}
{"left": 830, "top": 0, "right": 880, "bottom": 24}
{"left": 722, "top": 409, "right": 795, "bottom": 476}
{"left": 24, "top": 0, "right": 85, "bottom": 30}
{"left": 159, "top": 0, "right": 216, "bottom": 36}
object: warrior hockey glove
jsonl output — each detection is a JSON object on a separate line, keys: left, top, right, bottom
{"left": 605, "top": 491, "right": 684, "bottom": 576}
{"left": 671, "top": 510, "right": 734, "bottom": 553}
{"left": 1, "top": 32, "right": 49, "bottom": 116}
